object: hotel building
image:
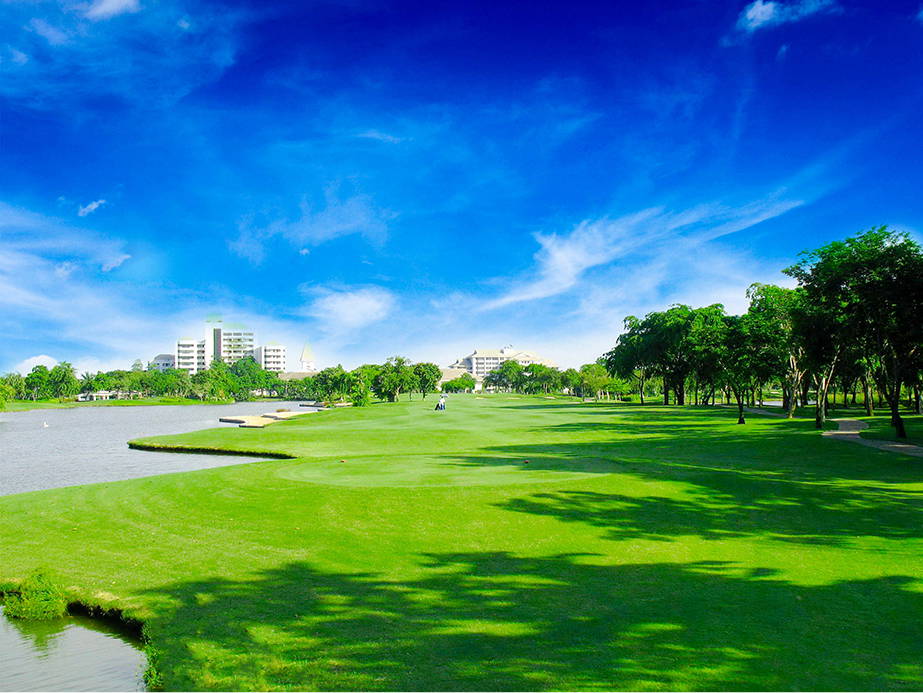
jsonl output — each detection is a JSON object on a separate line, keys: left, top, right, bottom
{"left": 172, "top": 321, "right": 287, "bottom": 374}
{"left": 448, "top": 345, "right": 557, "bottom": 379}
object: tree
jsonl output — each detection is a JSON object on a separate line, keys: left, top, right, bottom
{"left": 315, "top": 366, "right": 350, "bottom": 402}
{"left": 231, "top": 357, "right": 270, "bottom": 395}
{"left": 24, "top": 365, "right": 51, "bottom": 400}
{"left": 349, "top": 377, "right": 372, "bottom": 407}
{"left": 0, "top": 380, "right": 13, "bottom": 409}
{"left": 579, "top": 363, "right": 610, "bottom": 401}
{"left": 55, "top": 363, "right": 78, "bottom": 397}
{"left": 79, "top": 371, "right": 97, "bottom": 394}
{"left": 745, "top": 284, "right": 806, "bottom": 418}
{"left": 442, "top": 373, "right": 476, "bottom": 393}
{"left": 560, "top": 368, "right": 582, "bottom": 396}
{"left": 490, "top": 360, "right": 523, "bottom": 392}
{"left": 785, "top": 227, "right": 923, "bottom": 437}
{"left": 372, "top": 357, "right": 415, "bottom": 402}
{"left": 2, "top": 372, "right": 26, "bottom": 400}
{"left": 604, "top": 316, "right": 653, "bottom": 404}
{"left": 716, "top": 315, "right": 753, "bottom": 424}
{"left": 413, "top": 363, "right": 442, "bottom": 399}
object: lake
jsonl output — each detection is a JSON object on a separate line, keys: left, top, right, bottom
{"left": 0, "top": 605, "right": 145, "bottom": 692}
{"left": 0, "top": 401, "right": 313, "bottom": 496}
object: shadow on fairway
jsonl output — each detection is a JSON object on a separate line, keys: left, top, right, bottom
{"left": 441, "top": 408, "right": 923, "bottom": 544}
{"left": 144, "top": 553, "right": 923, "bottom": 691}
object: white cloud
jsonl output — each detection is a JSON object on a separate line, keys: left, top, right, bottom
{"left": 7, "top": 47, "right": 29, "bottom": 65}
{"left": 735, "top": 0, "right": 839, "bottom": 34}
{"left": 2, "top": 2, "right": 240, "bottom": 110}
{"left": 480, "top": 197, "right": 801, "bottom": 311}
{"left": 354, "top": 129, "right": 405, "bottom": 144}
{"left": 28, "top": 18, "right": 69, "bottom": 45}
{"left": 85, "top": 0, "right": 141, "bottom": 21}
{"left": 13, "top": 354, "right": 58, "bottom": 374}
{"left": 0, "top": 201, "right": 129, "bottom": 272}
{"left": 101, "top": 253, "right": 131, "bottom": 271}
{"left": 54, "top": 261, "right": 78, "bottom": 279}
{"left": 232, "top": 189, "right": 393, "bottom": 264}
{"left": 77, "top": 199, "right": 107, "bottom": 216}
{"left": 303, "top": 286, "right": 396, "bottom": 334}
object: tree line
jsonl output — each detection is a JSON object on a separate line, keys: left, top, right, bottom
{"left": 603, "top": 227, "right": 923, "bottom": 438}
{"left": 0, "top": 357, "right": 287, "bottom": 404}
{"left": 481, "top": 360, "right": 631, "bottom": 400}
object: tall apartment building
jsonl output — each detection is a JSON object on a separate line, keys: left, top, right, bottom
{"left": 252, "top": 344, "right": 287, "bottom": 372}
{"left": 448, "top": 345, "right": 557, "bottom": 379}
{"left": 173, "top": 321, "right": 287, "bottom": 374}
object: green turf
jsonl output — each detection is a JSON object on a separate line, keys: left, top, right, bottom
{"left": 859, "top": 415, "right": 923, "bottom": 446}
{"left": 1, "top": 395, "right": 922, "bottom": 690}
{"left": 3, "top": 396, "right": 234, "bottom": 412}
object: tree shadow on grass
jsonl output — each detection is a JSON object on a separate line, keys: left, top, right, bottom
{"left": 143, "top": 554, "right": 923, "bottom": 691}
{"left": 441, "top": 413, "right": 923, "bottom": 544}
{"left": 497, "top": 486, "right": 923, "bottom": 544}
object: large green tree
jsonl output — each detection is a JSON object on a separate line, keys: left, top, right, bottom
{"left": 744, "top": 284, "right": 807, "bottom": 418}
{"left": 413, "top": 363, "right": 442, "bottom": 399}
{"left": 785, "top": 227, "right": 923, "bottom": 436}
{"left": 24, "top": 365, "right": 51, "bottom": 400}
{"left": 372, "top": 357, "right": 415, "bottom": 402}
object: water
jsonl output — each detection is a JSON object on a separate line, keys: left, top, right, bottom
{"left": 0, "top": 401, "right": 312, "bottom": 496}
{"left": 0, "top": 605, "right": 145, "bottom": 692}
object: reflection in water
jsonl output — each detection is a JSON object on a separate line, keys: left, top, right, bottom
{"left": 0, "top": 605, "right": 145, "bottom": 692}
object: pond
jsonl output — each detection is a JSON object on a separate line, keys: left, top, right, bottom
{"left": 0, "top": 400, "right": 313, "bottom": 496}
{"left": 0, "top": 605, "right": 145, "bottom": 692}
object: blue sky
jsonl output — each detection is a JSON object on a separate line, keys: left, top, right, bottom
{"left": 2, "top": 0, "right": 922, "bottom": 373}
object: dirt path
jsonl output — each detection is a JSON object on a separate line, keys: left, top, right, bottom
{"left": 823, "top": 418, "right": 923, "bottom": 458}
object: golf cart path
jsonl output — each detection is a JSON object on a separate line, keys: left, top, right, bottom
{"left": 823, "top": 418, "right": 923, "bottom": 458}
{"left": 729, "top": 406, "right": 923, "bottom": 457}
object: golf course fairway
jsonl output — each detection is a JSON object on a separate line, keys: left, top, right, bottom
{"left": 1, "top": 395, "right": 921, "bottom": 690}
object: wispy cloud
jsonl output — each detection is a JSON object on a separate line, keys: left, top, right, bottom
{"left": 6, "top": 46, "right": 29, "bottom": 65}
{"left": 300, "top": 285, "right": 396, "bottom": 337}
{"left": 1, "top": 1, "right": 241, "bottom": 109}
{"left": 231, "top": 188, "right": 394, "bottom": 264}
{"left": 354, "top": 129, "right": 405, "bottom": 144}
{"left": 27, "top": 18, "right": 69, "bottom": 45}
{"left": 917, "top": 5, "right": 923, "bottom": 23}
{"left": 480, "top": 196, "right": 801, "bottom": 311}
{"left": 77, "top": 199, "right": 106, "bottom": 216}
{"left": 0, "top": 202, "right": 129, "bottom": 271}
{"left": 85, "top": 0, "right": 141, "bottom": 21}
{"left": 734, "top": 0, "right": 839, "bottom": 34}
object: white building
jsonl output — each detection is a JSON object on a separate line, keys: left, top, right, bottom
{"left": 253, "top": 343, "right": 287, "bottom": 373}
{"left": 176, "top": 337, "right": 202, "bottom": 374}
{"left": 174, "top": 321, "right": 281, "bottom": 375}
{"left": 149, "top": 354, "right": 176, "bottom": 372}
{"left": 448, "top": 345, "right": 557, "bottom": 380}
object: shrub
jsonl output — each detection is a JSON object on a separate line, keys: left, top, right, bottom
{"left": 4, "top": 570, "right": 67, "bottom": 620}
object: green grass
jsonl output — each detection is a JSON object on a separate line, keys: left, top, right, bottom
{"left": 1, "top": 395, "right": 922, "bottom": 690}
{"left": 3, "top": 396, "right": 236, "bottom": 412}
{"left": 859, "top": 415, "right": 923, "bottom": 446}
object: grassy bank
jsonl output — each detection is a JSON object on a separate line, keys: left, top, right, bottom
{"left": 3, "top": 396, "right": 237, "bottom": 412}
{"left": 1, "top": 395, "right": 921, "bottom": 690}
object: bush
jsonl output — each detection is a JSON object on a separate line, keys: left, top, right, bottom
{"left": 4, "top": 570, "right": 68, "bottom": 620}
